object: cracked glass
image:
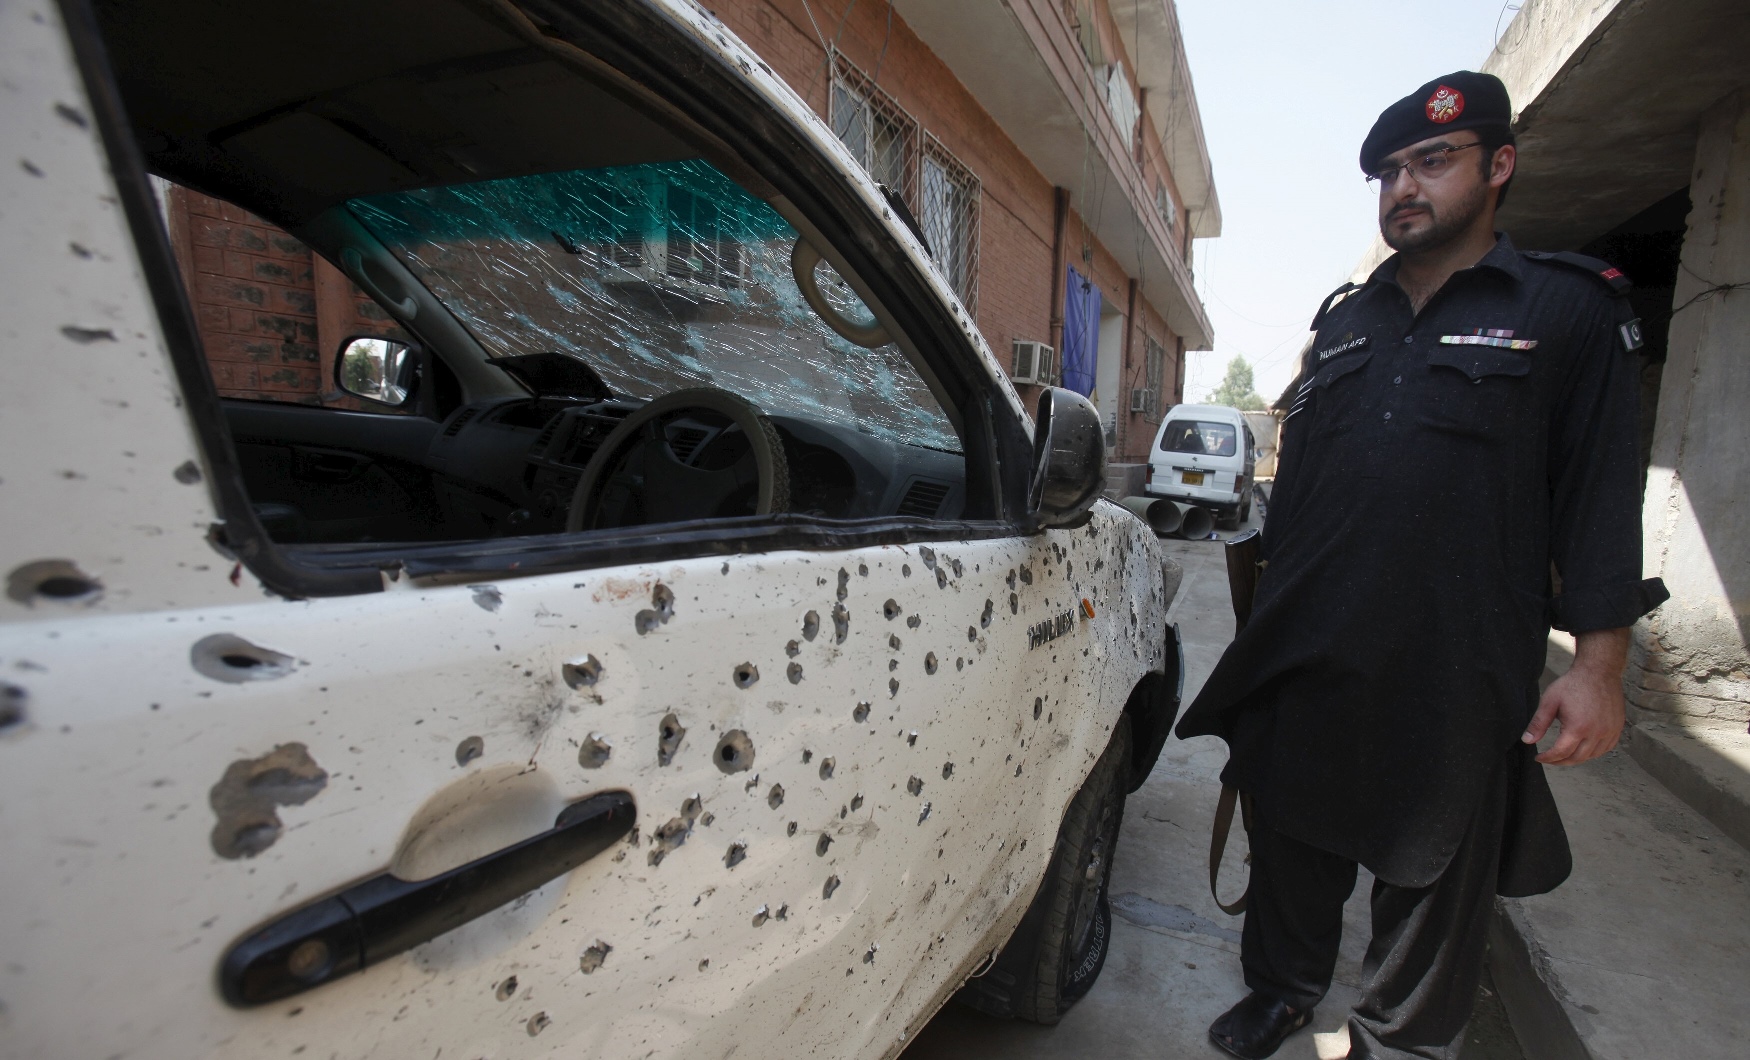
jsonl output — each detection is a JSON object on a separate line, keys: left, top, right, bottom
{"left": 348, "top": 159, "right": 960, "bottom": 452}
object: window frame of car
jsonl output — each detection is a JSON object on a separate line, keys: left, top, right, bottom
{"left": 65, "top": 0, "right": 1038, "bottom": 600}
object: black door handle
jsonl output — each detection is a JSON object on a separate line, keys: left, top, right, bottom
{"left": 219, "top": 790, "right": 635, "bottom": 1006}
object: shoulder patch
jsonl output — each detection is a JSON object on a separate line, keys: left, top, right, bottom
{"left": 1523, "top": 250, "right": 1633, "bottom": 294}
{"left": 1310, "top": 281, "right": 1361, "bottom": 331}
{"left": 1620, "top": 318, "right": 1645, "bottom": 352}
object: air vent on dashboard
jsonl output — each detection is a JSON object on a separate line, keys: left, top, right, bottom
{"left": 442, "top": 407, "right": 480, "bottom": 437}
{"left": 667, "top": 426, "right": 709, "bottom": 463}
{"left": 896, "top": 479, "right": 950, "bottom": 518}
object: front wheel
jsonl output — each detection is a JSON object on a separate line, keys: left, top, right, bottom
{"left": 955, "top": 716, "right": 1132, "bottom": 1024}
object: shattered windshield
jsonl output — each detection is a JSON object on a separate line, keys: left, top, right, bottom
{"left": 349, "top": 160, "right": 960, "bottom": 452}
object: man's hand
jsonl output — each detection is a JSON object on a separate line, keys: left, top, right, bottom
{"left": 1522, "top": 627, "right": 1631, "bottom": 765}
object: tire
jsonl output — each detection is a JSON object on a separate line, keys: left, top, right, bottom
{"left": 1216, "top": 506, "right": 1241, "bottom": 531}
{"left": 955, "top": 717, "right": 1133, "bottom": 1024}
{"left": 1239, "top": 498, "right": 1252, "bottom": 525}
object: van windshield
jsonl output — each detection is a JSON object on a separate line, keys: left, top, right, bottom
{"left": 1160, "top": 419, "right": 1237, "bottom": 457}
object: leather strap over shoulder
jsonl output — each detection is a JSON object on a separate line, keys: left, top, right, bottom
{"left": 1209, "top": 783, "right": 1255, "bottom": 916}
{"left": 1310, "top": 281, "right": 1361, "bottom": 331}
{"left": 1523, "top": 250, "right": 1633, "bottom": 294}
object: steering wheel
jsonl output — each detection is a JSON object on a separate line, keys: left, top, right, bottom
{"left": 566, "top": 388, "right": 791, "bottom": 532}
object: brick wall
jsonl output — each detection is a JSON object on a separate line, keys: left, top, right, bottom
{"left": 161, "top": 184, "right": 403, "bottom": 407}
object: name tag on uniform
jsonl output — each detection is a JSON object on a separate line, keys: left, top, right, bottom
{"left": 1439, "top": 328, "right": 1537, "bottom": 350}
{"left": 1315, "top": 334, "right": 1368, "bottom": 362}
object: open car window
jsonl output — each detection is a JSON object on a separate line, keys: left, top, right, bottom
{"left": 348, "top": 160, "right": 960, "bottom": 453}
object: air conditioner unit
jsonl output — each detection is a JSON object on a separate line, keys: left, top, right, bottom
{"left": 1129, "top": 387, "right": 1155, "bottom": 414}
{"left": 1012, "top": 340, "right": 1055, "bottom": 385}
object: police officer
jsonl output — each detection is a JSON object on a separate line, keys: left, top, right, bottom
{"left": 1176, "top": 71, "right": 1668, "bottom": 1059}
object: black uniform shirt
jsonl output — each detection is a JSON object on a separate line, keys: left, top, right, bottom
{"left": 1176, "top": 233, "right": 1668, "bottom": 892}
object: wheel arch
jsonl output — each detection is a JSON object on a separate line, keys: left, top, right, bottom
{"left": 1121, "top": 622, "right": 1183, "bottom": 793}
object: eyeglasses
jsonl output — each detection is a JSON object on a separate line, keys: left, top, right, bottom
{"left": 1366, "top": 142, "right": 1484, "bottom": 188}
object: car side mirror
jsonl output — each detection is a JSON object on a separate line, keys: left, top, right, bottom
{"left": 336, "top": 335, "right": 417, "bottom": 407}
{"left": 1028, "top": 387, "right": 1106, "bottom": 528}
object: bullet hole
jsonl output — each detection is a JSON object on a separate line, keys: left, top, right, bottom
{"left": 579, "top": 733, "right": 612, "bottom": 768}
{"left": 648, "top": 817, "right": 691, "bottom": 865}
{"left": 956, "top": 657, "right": 965, "bottom": 671}
{"left": 562, "top": 654, "right": 604, "bottom": 689}
{"left": 579, "top": 940, "right": 612, "bottom": 973}
{"left": 60, "top": 325, "right": 117, "bottom": 343}
{"left": 787, "top": 662, "right": 804, "bottom": 684}
{"left": 1007, "top": 569, "right": 1017, "bottom": 589}
{"left": 902, "top": 564, "right": 912, "bottom": 577}
{"left": 907, "top": 776, "right": 923, "bottom": 796}
{"left": 753, "top": 905, "right": 770, "bottom": 926}
{"left": 788, "top": 821, "right": 798, "bottom": 837}
{"left": 455, "top": 736, "right": 484, "bottom": 767}
{"left": 1034, "top": 697, "right": 1043, "bottom": 719}
{"left": 889, "top": 633, "right": 903, "bottom": 651}
{"left": 652, "top": 582, "right": 675, "bottom": 617}
{"left": 852, "top": 701, "right": 871, "bottom": 723}
{"left": 1010, "top": 593, "right": 1019, "bottom": 614}
{"left": 967, "top": 626, "right": 977, "bottom": 642}
{"left": 802, "top": 749, "right": 813, "bottom": 763}
{"left": 495, "top": 975, "right": 519, "bottom": 1001}
{"left": 681, "top": 794, "right": 705, "bottom": 822}
{"left": 839, "top": 804, "right": 848, "bottom": 819}
{"left": 776, "top": 903, "right": 790, "bottom": 919}
{"left": 918, "top": 802, "right": 932, "bottom": 824}
{"left": 981, "top": 599, "right": 994, "bottom": 628}
{"left": 701, "top": 812, "right": 715, "bottom": 826}
{"left": 883, "top": 599, "right": 901, "bottom": 620}
{"left": 837, "top": 568, "right": 850, "bottom": 601}
{"left": 714, "top": 730, "right": 755, "bottom": 774}
{"left": 657, "top": 713, "right": 687, "bottom": 766}
{"left": 935, "top": 568, "right": 948, "bottom": 589}
{"left": 851, "top": 793, "right": 864, "bottom": 811}
{"left": 173, "top": 459, "right": 203, "bottom": 484}
{"left": 919, "top": 547, "right": 938, "bottom": 570}
{"left": 768, "top": 783, "right": 785, "bottom": 809}
{"left": 802, "top": 610, "right": 820, "bottom": 640}
{"left": 527, "top": 1012, "right": 551, "bottom": 1036}
{"left": 864, "top": 943, "right": 879, "bottom": 964}
{"left": 785, "top": 639, "right": 801, "bottom": 659}
{"left": 635, "top": 609, "right": 662, "bottom": 634}
{"left": 817, "top": 833, "right": 833, "bottom": 856}
{"left": 942, "top": 762, "right": 955, "bottom": 779}
{"left": 950, "top": 559, "right": 964, "bottom": 577}
{"left": 721, "top": 562, "right": 730, "bottom": 574}
{"left": 1020, "top": 566, "right": 1034, "bottom": 585}
{"left": 858, "top": 563, "right": 869, "bottom": 576}
{"left": 468, "top": 585, "right": 503, "bottom": 612}
{"left": 724, "top": 841, "right": 747, "bottom": 868}
{"left": 823, "top": 875, "right": 841, "bottom": 899}
{"left": 819, "top": 756, "right": 835, "bottom": 780}
{"left": 889, "top": 677, "right": 900, "bottom": 697}
{"left": 889, "top": 660, "right": 899, "bottom": 672}
{"left": 0, "top": 684, "right": 25, "bottom": 733}
{"left": 54, "top": 101, "right": 88, "bottom": 127}
{"left": 1015, "top": 764, "right": 1023, "bottom": 776}
{"left": 190, "top": 633, "right": 296, "bottom": 684}
{"left": 924, "top": 653, "right": 938, "bottom": 675}
{"left": 733, "top": 662, "right": 760, "bottom": 689}
{"left": 907, "top": 614, "right": 921, "bottom": 629}
{"left": 832, "top": 603, "right": 850, "bottom": 643}
{"left": 208, "top": 743, "right": 328, "bottom": 859}
{"left": 6, "top": 559, "right": 103, "bottom": 606}
{"left": 907, "top": 730, "right": 919, "bottom": 746}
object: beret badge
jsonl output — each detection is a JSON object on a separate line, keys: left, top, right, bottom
{"left": 1426, "top": 85, "right": 1465, "bottom": 123}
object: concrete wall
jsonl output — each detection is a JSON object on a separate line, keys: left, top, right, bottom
{"left": 1631, "top": 89, "right": 1750, "bottom": 725}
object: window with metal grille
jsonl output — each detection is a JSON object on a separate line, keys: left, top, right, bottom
{"left": 920, "top": 135, "right": 980, "bottom": 314}
{"left": 829, "top": 56, "right": 918, "bottom": 205}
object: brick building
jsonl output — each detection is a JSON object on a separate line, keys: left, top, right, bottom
{"left": 158, "top": 0, "right": 1219, "bottom": 462}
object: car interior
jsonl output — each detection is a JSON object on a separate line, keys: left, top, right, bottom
{"left": 95, "top": 0, "right": 969, "bottom": 549}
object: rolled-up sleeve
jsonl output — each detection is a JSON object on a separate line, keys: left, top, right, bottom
{"left": 1547, "top": 300, "right": 1670, "bottom": 631}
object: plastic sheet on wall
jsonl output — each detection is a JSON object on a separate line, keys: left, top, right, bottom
{"left": 1060, "top": 264, "right": 1100, "bottom": 397}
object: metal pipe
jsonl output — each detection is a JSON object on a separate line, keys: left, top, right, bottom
{"left": 1119, "top": 496, "right": 1183, "bottom": 535}
{"left": 1173, "top": 503, "right": 1215, "bottom": 540}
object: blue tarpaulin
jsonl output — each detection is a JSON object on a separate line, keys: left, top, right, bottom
{"left": 1060, "top": 265, "right": 1100, "bottom": 397}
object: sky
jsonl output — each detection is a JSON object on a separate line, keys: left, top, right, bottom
{"left": 1175, "top": 0, "right": 1524, "bottom": 406}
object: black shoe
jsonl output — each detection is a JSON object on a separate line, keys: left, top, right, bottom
{"left": 1208, "top": 992, "right": 1314, "bottom": 1059}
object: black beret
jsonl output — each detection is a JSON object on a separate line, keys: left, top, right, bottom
{"left": 1359, "top": 71, "right": 1512, "bottom": 173}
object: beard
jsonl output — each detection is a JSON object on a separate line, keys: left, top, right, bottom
{"left": 1380, "top": 177, "right": 1489, "bottom": 253}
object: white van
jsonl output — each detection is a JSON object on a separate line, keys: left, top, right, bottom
{"left": 1145, "top": 403, "right": 1257, "bottom": 529}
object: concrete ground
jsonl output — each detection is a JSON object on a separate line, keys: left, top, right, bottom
{"left": 904, "top": 512, "right": 1526, "bottom": 1060}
